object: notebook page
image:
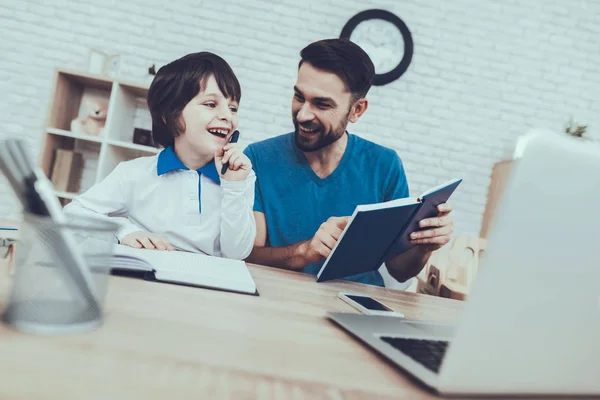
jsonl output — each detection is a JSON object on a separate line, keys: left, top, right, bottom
{"left": 112, "top": 245, "right": 256, "bottom": 293}
{"left": 355, "top": 196, "right": 418, "bottom": 212}
{"left": 112, "top": 256, "right": 153, "bottom": 271}
{"left": 78, "top": 238, "right": 152, "bottom": 272}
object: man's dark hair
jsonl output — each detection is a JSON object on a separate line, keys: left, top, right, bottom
{"left": 299, "top": 38, "right": 375, "bottom": 103}
{"left": 147, "top": 52, "right": 241, "bottom": 148}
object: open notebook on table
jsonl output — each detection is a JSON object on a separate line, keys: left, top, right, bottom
{"left": 111, "top": 245, "right": 258, "bottom": 296}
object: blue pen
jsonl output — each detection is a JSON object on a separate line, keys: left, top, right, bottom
{"left": 220, "top": 130, "right": 240, "bottom": 175}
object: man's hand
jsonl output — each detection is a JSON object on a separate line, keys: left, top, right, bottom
{"left": 121, "top": 231, "right": 175, "bottom": 251}
{"left": 297, "top": 216, "right": 350, "bottom": 265}
{"left": 384, "top": 203, "right": 453, "bottom": 282}
{"left": 410, "top": 203, "right": 454, "bottom": 252}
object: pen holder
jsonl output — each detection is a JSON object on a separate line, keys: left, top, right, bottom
{"left": 2, "top": 213, "right": 119, "bottom": 335}
{"left": 0, "top": 237, "right": 18, "bottom": 275}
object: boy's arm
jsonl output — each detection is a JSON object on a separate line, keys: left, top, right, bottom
{"left": 218, "top": 171, "right": 257, "bottom": 260}
{"left": 63, "top": 163, "right": 142, "bottom": 242}
{"left": 245, "top": 211, "right": 350, "bottom": 270}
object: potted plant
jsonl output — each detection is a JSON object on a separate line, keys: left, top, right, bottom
{"left": 564, "top": 117, "right": 588, "bottom": 139}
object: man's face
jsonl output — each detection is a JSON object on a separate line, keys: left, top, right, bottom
{"left": 292, "top": 63, "right": 353, "bottom": 152}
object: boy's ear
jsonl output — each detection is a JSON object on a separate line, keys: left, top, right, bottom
{"left": 348, "top": 98, "right": 368, "bottom": 123}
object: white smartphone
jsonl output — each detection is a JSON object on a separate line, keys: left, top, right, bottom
{"left": 338, "top": 292, "right": 405, "bottom": 318}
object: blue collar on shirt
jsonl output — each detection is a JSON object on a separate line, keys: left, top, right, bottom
{"left": 156, "top": 146, "right": 220, "bottom": 184}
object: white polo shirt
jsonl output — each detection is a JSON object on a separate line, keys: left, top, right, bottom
{"left": 63, "top": 146, "right": 256, "bottom": 260}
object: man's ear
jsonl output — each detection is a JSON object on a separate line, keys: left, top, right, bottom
{"left": 348, "top": 98, "right": 368, "bottom": 123}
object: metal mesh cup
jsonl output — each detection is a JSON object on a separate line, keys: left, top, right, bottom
{"left": 2, "top": 213, "right": 119, "bottom": 335}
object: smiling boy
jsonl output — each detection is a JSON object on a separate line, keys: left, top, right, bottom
{"left": 64, "top": 52, "right": 256, "bottom": 259}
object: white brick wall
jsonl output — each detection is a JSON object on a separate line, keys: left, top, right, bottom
{"left": 1, "top": 0, "right": 599, "bottom": 238}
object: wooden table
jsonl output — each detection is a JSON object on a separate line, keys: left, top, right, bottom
{"left": 0, "top": 262, "right": 464, "bottom": 399}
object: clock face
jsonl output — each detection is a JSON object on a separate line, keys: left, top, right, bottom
{"left": 348, "top": 19, "right": 405, "bottom": 77}
{"left": 340, "top": 9, "right": 414, "bottom": 86}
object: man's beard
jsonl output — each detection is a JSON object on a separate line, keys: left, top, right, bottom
{"left": 293, "top": 116, "right": 348, "bottom": 153}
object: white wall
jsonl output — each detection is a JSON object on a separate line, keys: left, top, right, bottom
{"left": 1, "top": 0, "right": 599, "bottom": 236}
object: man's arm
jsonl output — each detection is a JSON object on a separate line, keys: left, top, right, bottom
{"left": 384, "top": 203, "right": 454, "bottom": 282}
{"left": 385, "top": 246, "right": 433, "bottom": 283}
{"left": 245, "top": 211, "right": 349, "bottom": 270}
{"left": 244, "top": 211, "right": 306, "bottom": 270}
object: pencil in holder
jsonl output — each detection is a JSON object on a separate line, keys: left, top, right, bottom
{"left": 2, "top": 213, "right": 119, "bottom": 335}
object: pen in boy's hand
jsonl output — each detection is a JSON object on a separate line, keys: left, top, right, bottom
{"left": 220, "top": 130, "right": 240, "bottom": 175}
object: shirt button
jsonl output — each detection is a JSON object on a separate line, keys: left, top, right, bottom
{"left": 189, "top": 194, "right": 195, "bottom": 200}
{"left": 189, "top": 171, "right": 196, "bottom": 179}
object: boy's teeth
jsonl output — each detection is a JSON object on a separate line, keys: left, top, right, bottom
{"left": 209, "top": 129, "right": 227, "bottom": 136}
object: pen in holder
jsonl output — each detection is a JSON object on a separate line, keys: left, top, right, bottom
{"left": 2, "top": 213, "right": 119, "bottom": 335}
{"left": 0, "top": 237, "right": 18, "bottom": 276}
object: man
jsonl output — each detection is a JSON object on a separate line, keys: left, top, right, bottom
{"left": 243, "top": 38, "right": 454, "bottom": 287}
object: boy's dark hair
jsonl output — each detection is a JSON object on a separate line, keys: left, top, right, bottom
{"left": 147, "top": 52, "right": 241, "bottom": 148}
{"left": 299, "top": 38, "right": 375, "bottom": 103}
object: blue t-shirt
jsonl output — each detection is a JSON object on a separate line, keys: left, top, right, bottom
{"left": 244, "top": 132, "right": 410, "bottom": 286}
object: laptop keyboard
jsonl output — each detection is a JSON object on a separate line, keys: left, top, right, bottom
{"left": 380, "top": 337, "right": 449, "bottom": 373}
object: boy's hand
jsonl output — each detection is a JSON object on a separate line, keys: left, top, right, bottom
{"left": 215, "top": 144, "right": 252, "bottom": 182}
{"left": 121, "top": 231, "right": 174, "bottom": 251}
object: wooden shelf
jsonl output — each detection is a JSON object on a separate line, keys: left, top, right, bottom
{"left": 107, "top": 139, "right": 160, "bottom": 154}
{"left": 57, "top": 68, "right": 147, "bottom": 97}
{"left": 54, "top": 190, "right": 77, "bottom": 200}
{"left": 119, "top": 81, "right": 149, "bottom": 98}
{"left": 480, "top": 160, "right": 515, "bottom": 238}
{"left": 55, "top": 68, "right": 114, "bottom": 91}
{"left": 39, "top": 69, "right": 155, "bottom": 199}
{"left": 47, "top": 127, "right": 104, "bottom": 143}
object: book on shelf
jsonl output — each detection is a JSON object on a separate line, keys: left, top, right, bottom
{"left": 50, "top": 149, "right": 84, "bottom": 193}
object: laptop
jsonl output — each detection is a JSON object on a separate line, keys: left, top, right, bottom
{"left": 327, "top": 131, "right": 600, "bottom": 396}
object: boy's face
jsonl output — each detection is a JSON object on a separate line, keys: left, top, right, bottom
{"left": 292, "top": 62, "right": 353, "bottom": 152}
{"left": 177, "top": 74, "right": 239, "bottom": 158}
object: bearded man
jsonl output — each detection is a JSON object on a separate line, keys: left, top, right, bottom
{"left": 243, "top": 38, "right": 454, "bottom": 287}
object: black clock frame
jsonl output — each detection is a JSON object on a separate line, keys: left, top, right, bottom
{"left": 340, "top": 9, "right": 414, "bottom": 86}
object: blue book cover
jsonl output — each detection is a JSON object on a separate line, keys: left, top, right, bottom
{"left": 316, "top": 178, "right": 462, "bottom": 283}
{"left": 382, "top": 178, "right": 462, "bottom": 260}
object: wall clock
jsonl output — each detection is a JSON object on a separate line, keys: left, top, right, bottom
{"left": 340, "top": 9, "right": 414, "bottom": 86}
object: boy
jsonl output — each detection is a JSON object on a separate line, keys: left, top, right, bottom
{"left": 64, "top": 52, "right": 256, "bottom": 260}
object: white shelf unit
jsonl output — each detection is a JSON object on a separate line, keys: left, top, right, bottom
{"left": 39, "top": 69, "right": 161, "bottom": 205}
